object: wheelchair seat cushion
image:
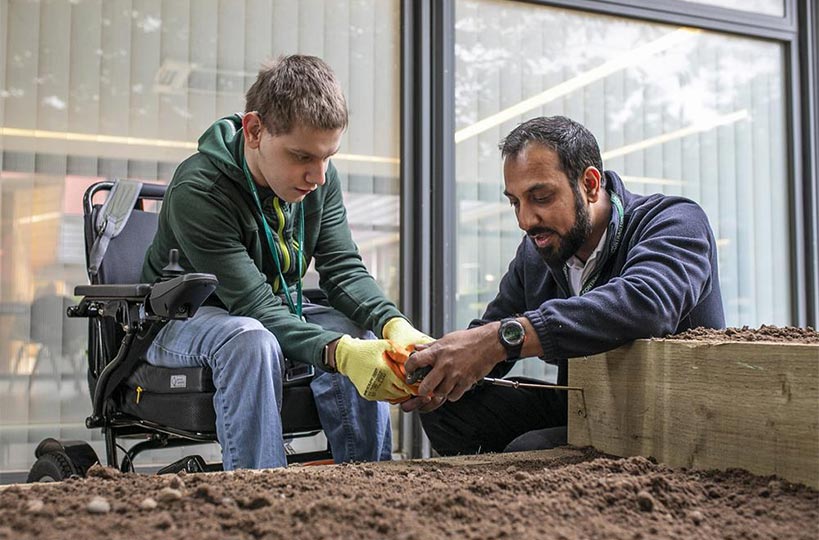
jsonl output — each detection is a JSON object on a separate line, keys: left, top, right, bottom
{"left": 128, "top": 363, "right": 216, "bottom": 394}
{"left": 118, "top": 362, "right": 323, "bottom": 436}
{"left": 119, "top": 363, "right": 217, "bottom": 433}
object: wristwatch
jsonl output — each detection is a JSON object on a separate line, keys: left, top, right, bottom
{"left": 498, "top": 318, "right": 525, "bottom": 361}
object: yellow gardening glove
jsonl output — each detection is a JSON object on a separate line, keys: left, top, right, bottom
{"left": 382, "top": 317, "right": 435, "bottom": 351}
{"left": 334, "top": 335, "right": 415, "bottom": 402}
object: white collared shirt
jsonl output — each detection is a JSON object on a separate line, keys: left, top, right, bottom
{"left": 565, "top": 229, "right": 608, "bottom": 296}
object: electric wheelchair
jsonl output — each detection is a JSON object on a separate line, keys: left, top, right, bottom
{"left": 28, "top": 180, "right": 330, "bottom": 481}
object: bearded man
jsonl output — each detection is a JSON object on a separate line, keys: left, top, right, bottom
{"left": 402, "top": 115, "right": 725, "bottom": 455}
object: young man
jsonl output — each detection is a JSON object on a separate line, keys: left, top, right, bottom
{"left": 403, "top": 115, "right": 725, "bottom": 455}
{"left": 142, "top": 55, "right": 431, "bottom": 470}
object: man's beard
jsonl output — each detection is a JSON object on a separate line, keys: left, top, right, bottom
{"left": 529, "top": 188, "right": 592, "bottom": 266}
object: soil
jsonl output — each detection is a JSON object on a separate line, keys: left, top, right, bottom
{"left": 668, "top": 325, "right": 819, "bottom": 344}
{"left": 1, "top": 447, "right": 816, "bottom": 540}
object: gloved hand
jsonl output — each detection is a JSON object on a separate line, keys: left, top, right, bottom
{"left": 382, "top": 317, "right": 435, "bottom": 351}
{"left": 334, "top": 335, "right": 416, "bottom": 402}
{"left": 382, "top": 348, "right": 423, "bottom": 397}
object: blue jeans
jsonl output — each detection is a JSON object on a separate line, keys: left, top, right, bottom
{"left": 145, "top": 303, "right": 392, "bottom": 470}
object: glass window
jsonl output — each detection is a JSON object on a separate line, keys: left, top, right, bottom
{"left": 0, "top": 0, "right": 400, "bottom": 475}
{"left": 455, "top": 0, "right": 789, "bottom": 377}
{"left": 679, "top": 0, "right": 784, "bottom": 17}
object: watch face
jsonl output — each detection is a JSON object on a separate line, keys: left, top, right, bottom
{"left": 501, "top": 321, "right": 525, "bottom": 346}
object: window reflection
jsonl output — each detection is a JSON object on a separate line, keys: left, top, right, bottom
{"left": 455, "top": 1, "right": 789, "bottom": 347}
{"left": 680, "top": 0, "right": 784, "bottom": 17}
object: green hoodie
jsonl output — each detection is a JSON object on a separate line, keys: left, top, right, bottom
{"left": 142, "top": 114, "right": 403, "bottom": 369}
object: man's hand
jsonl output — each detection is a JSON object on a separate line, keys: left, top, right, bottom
{"left": 399, "top": 394, "right": 448, "bottom": 414}
{"left": 382, "top": 317, "right": 435, "bottom": 350}
{"left": 334, "top": 336, "right": 415, "bottom": 402}
{"left": 403, "top": 325, "right": 504, "bottom": 403}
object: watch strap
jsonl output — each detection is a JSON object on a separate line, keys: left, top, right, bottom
{"left": 498, "top": 317, "right": 524, "bottom": 361}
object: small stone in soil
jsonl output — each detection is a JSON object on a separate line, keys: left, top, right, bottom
{"left": 85, "top": 463, "right": 121, "bottom": 480}
{"left": 513, "top": 471, "right": 530, "bottom": 481}
{"left": 87, "top": 496, "right": 111, "bottom": 514}
{"left": 25, "top": 499, "right": 44, "bottom": 513}
{"left": 140, "top": 497, "right": 158, "bottom": 510}
{"left": 168, "top": 475, "right": 185, "bottom": 490}
{"left": 239, "top": 495, "right": 273, "bottom": 510}
{"left": 193, "top": 485, "right": 222, "bottom": 504}
{"left": 636, "top": 491, "right": 655, "bottom": 512}
{"left": 157, "top": 487, "right": 183, "bottom": 503}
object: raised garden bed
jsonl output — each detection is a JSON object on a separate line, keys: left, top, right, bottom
{"left": 569, "top": 326, "right": 819, "bottom": 488}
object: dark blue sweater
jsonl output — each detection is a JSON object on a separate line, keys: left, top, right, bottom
{"left": 473, "top": 171, "right": 725, "bottom": 371}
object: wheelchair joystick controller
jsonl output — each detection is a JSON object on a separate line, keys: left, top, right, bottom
{"left": 161, "top": 249, "right": 185, "bottom": 280}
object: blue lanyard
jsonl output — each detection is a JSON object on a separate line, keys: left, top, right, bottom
{"left": 242, "top": 159, "right": 304, "bottom": 319}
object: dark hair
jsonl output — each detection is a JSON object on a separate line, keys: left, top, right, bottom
{"left": 245, "top": 55, "right": 348, "bottom": 135}
{"left": 499, "top": 116, "right": 603, "bottom": 189}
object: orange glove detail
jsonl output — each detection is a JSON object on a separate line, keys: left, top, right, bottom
{"left": 383, "top": 345, "right": 422, "bottom": 403}
{"left": 334, "top": 336, "right": 415, "bottom": 402}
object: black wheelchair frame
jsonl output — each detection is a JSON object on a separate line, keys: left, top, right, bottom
{"left": 28, "top": 181, "right": 331, "bottom": 481}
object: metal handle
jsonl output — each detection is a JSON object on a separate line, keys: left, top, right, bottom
{"left": 406, "top": 365, "right": 432, "bottom": 385}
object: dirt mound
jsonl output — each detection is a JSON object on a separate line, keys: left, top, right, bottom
{"left": 668, "top": 325, "right": 819, "bottom": 344}
{"left": 1, "top": 447, "right": 816, "bottom": 539}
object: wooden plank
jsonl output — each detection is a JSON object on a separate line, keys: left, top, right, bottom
{"left": 568, "top": 339, "right": 819, "bottom": 488}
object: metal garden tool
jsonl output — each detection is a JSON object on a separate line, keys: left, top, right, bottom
{"left": 406, "top": 364, "right": 583, "bottom": 392}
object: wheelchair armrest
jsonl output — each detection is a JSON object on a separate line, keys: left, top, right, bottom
{"left": 74, "top": 283, "right": 153, "bottom": 299}
{"left": 149, "top": 273, "right": 218, "bottom": 320}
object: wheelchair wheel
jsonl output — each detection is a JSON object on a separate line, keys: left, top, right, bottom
{"left": 27, "top": 451, "right": 77, "bottom": 483}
